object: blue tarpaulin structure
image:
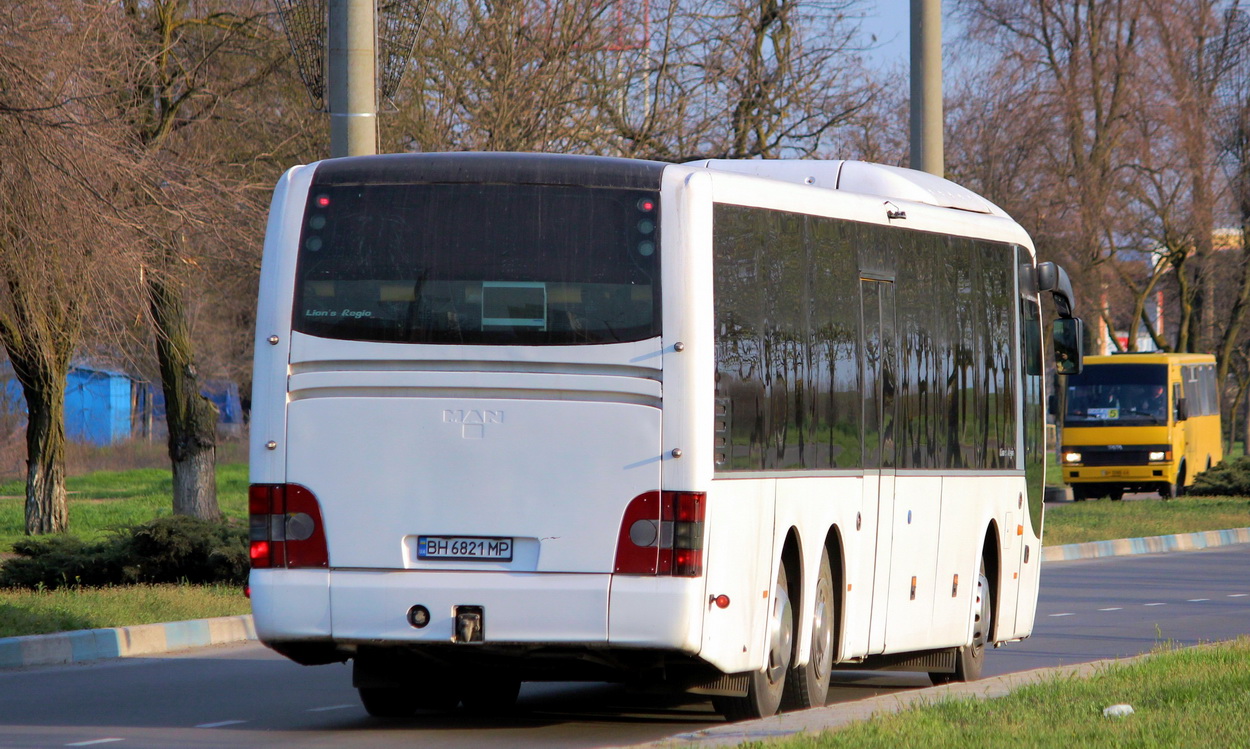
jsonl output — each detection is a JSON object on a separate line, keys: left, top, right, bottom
{"left": 0, "top": 362, "right": 242, "bottom": 445}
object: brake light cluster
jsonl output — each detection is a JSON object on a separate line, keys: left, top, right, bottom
{"left": 614, "top": 491, "right": 706, "bottom": 577}
{"left": 249, "top": 484, "right": 329, "bottom": 568}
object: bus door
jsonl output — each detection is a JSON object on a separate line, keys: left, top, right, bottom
{"left": 862, "top": 279, "right": 897, "bottom": 654}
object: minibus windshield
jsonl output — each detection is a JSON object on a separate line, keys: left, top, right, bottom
{"left": 1064, "top": 364, "right": 1168, "bottom": 426}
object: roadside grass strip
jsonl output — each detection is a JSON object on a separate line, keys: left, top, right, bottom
{"left": 740, "top": 638, "right": 1250, "bottom": 749}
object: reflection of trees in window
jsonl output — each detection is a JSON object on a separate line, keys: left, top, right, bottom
{"left": 713, "top": 205, "right": 1018, "bottom": 473}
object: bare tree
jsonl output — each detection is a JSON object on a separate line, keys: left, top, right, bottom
{"left": 958, "top": 0, "right": 1142, "bottom": 354}
{"left": 0, "top": 1, "right": 143, "bottom": 533}
{"left": 113, "top": 0, "right": 287, "bottom": 520}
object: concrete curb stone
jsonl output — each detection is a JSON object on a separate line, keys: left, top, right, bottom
{"left": 0, "top": 615, "right": 255, "bottom": 670}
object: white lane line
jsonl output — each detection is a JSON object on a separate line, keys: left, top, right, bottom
{"left": 195, "top": 720, "right": 247, "bottom": 728}
{"left": 1144, "top": 603, "right": 1166, "bottom": 607}
{"left": 1099, "top": 607, "right": 1122, "bottom": 611}
{"left": 1049, "top": 613, "right": 1075, "bottom": 617}
{"left": 66, "top": 741, "right": 124, "bottom": 747}
{"left": 1229, "top": 594, "right": 1248, "bottom": 598}
{"left": 307, "top": 704, "right": 355, "bottom": 713}
{"left": 1189, "top": 598, "right": 1210, "bottom": 602}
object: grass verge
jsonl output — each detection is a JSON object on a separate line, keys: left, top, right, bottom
{"left": 1043, "top": 495, "right": 1250, "bottom": 546}
{"left": 0, "top": 583, "right": 250, "bottom": 638}
{"left": 0, "top": 463, "right": 249, "bottom": 552}
{"left": 756, "top": 638, "right": 1250, "bottom": 749}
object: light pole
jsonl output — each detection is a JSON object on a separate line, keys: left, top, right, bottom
{"left": 909, "top": 0, "right": 942, "bottom": 176}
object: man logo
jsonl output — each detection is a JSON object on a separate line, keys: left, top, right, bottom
{"left": 443, "top": 409, "right": 504, "bottom": 439}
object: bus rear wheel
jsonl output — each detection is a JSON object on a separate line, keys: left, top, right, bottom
{"left": 781, "top": 549, "right": 835, "bottom": 710}
{"left": 713, "top": 563, "right": 792, "bottom": 721}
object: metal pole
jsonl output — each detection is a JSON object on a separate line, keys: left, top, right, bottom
{"left": 909, "top": 0, "right": 943, "bottom": 176}
{"left": 328, "top": 0, "right": 377, "bottom": 157}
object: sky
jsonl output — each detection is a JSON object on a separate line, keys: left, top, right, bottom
{"left": 858, "top": 1, "right": 959, "bottom": 72}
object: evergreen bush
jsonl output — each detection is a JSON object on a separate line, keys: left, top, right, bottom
{"left": 1189, "top": 456, "right": 1250, "bottom": 497}
{"left": 0, "top": 516, "right": 248, "bottom": 590}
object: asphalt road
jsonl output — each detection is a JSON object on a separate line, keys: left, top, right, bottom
{"left": 2, "top": 545, "right": 1248, "bottom": 749}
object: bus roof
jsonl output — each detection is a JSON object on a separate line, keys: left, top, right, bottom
{"left": 1083, "top": 352, "right": 1217, "bottom": 366}
{"left": 686, "top": 159, "right": 1008, "bottom": 217}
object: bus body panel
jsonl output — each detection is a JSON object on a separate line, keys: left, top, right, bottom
{"left": 698, "top": 478, "right": 776, "bottom": 673}
{"left": 286, "top": 393, "right": 661, "bottom": 572}
{"left": 249, "top": 569, "right": 331, "bottom": 641}
{"left": 607, "top": 576, "right": 706, "bottom": 653}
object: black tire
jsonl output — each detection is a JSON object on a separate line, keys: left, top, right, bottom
{"left": 460, "top": 675, "right": 521, "bottom": 715}
{"left": 1071, "top": 486, "right": 1087, "bottom": 502}
{"left": 1160, "top": 480, "right": 1178, "bottom": 500}
{"left": 930, "top": 559, "right": 991, "bottom": 685}
{"left": 1108, "top": 489, "right": 1124, "bottom": 501}
{"left": 359, "top": 687, "right": 419, "bottom": 718}
{"left": 713, "top": 563, "right": 793, "bottom": 721}
{"left": 781, "top": 549, "right": 835, "bottom": 711}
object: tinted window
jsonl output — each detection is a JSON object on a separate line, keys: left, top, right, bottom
{"left": 293, "top": 183, "right": 660, "bottom": 344}
{"left": 1064, "top": 364, "right": 1168, "bottom": 425}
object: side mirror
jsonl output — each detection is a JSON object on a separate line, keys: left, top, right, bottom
{"left": 1175, "top": 397, "right": 1188, "bottom": 422}
{"left": 1047, "top": 394, "right": 1056, "bottom": 416}
{"left": 1053, "top": 317, "right": 1084, "bottom": 375}
{"left": 1038, "top": 261, "right": 1076, "bottom": 318}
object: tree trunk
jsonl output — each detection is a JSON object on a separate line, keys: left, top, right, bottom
{"left": 11, "top": 356, "right": 70, "bottom": 534}
{"left": 147, "top": 267, "right": 221, "bottom": 522}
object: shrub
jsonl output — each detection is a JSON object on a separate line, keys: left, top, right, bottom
{"left": 0, "top": 516, "right": 248, "bottom": 590}
{"left": 1189, "top": 456, "right": 1250, "bottom": 497}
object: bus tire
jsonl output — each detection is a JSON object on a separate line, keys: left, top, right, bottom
{"left": 1108, "top": 489, "right": 1124, "bottom": 501}
{"left": 460, "top": 675, "right": 521, "bottom": 715}
{"left": 781, "top": 548, "right": 835, "bottom": 711}
{"left": 1071, "top": 486, "right": 1087, "bottom": 502}
{"left": 930, "top": 559, "right": 991, "bottom": 685}
{"left": 713, "top": 563, "right": 792, "bottom": 721}
{"left": 359, "top": 687, "right": 420, "bottom": 718}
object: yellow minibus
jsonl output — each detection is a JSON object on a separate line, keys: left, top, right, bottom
{"left": 1060, "top": 353, "right": 1221, "bottom": 500}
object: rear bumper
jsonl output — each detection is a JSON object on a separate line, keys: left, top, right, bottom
{"left": 251, "top": 568, "right": 706, "bottom": 655}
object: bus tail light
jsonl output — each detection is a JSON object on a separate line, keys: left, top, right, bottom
{"left": 249, "top": 484, "right": 329, "bottom": 569}
{"left": 614, "top": 491, "right": 705, "bottom": 577}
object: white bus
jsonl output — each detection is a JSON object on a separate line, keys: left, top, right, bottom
{"left": 248, "top": 153, "right": 1082, "bottom": 720}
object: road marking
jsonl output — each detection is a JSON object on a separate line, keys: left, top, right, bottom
{"left": 1229, "top": 594, "right": 1248, "bottom": 598}
{"left": 1098, "top": 607, "right": 1122, "bottom": 611}
{"left": 195, "top": 721, "right": 247, "bottom": 728}
{"left": 307, "top": 704, "right": 355, "bottom": 713}
{"left": 1049, "top": 613, "right": 1075, "bottom": 617}
{"left": 1144, "top": 603, "right": 1166, "bottom": 607}
{"left": 66, "top": 741, "right": 124, "bottom": 747}
{"left": 1189, "top": 598, "right": 1210, "bottom": 602}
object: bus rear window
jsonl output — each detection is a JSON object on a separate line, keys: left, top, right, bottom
{"left": 293, "top": 183, "right": 660, "bottom": 344}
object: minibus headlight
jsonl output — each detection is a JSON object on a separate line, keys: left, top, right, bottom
{"left": 1062, "top": 451, "right": 1082, "bottom": 464}
{"left": 1148, "top": 450, "right": 1169, "bottom": 462}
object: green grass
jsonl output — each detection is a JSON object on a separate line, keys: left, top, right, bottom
{"left": 755, "top": 638, "right": 1250, "bottom": 749}
{"left": 0, "top": 463, "right": 249, "bottom": 552}
{"left": 1043, "top": 495, "right": 1250, "bottom": 546}
{"left": 0, "top": 583, "right": 250, "bottom": 638}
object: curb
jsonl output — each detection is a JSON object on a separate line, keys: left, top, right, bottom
{"left": 628, "top": 653, "right": 1155, "bottom": 747}
{"left": 0, "top": 615, "right": 255, "bottom": 670}
{"left": 2, "top": 527, "right": 1248, "bottom": 671}
{"left": 1040, "top": 526, "right": 1250, "bottom": 562}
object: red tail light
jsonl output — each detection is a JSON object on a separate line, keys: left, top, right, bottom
{"left": 615, "top": 491, "right": 705, "bottom": 577}
{"left": 249, "top": 484, "right": 329, "bottom": 569}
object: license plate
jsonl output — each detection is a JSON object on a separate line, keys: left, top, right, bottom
{"left": 418, "top": 535, "right": 513, "bottom": 561}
